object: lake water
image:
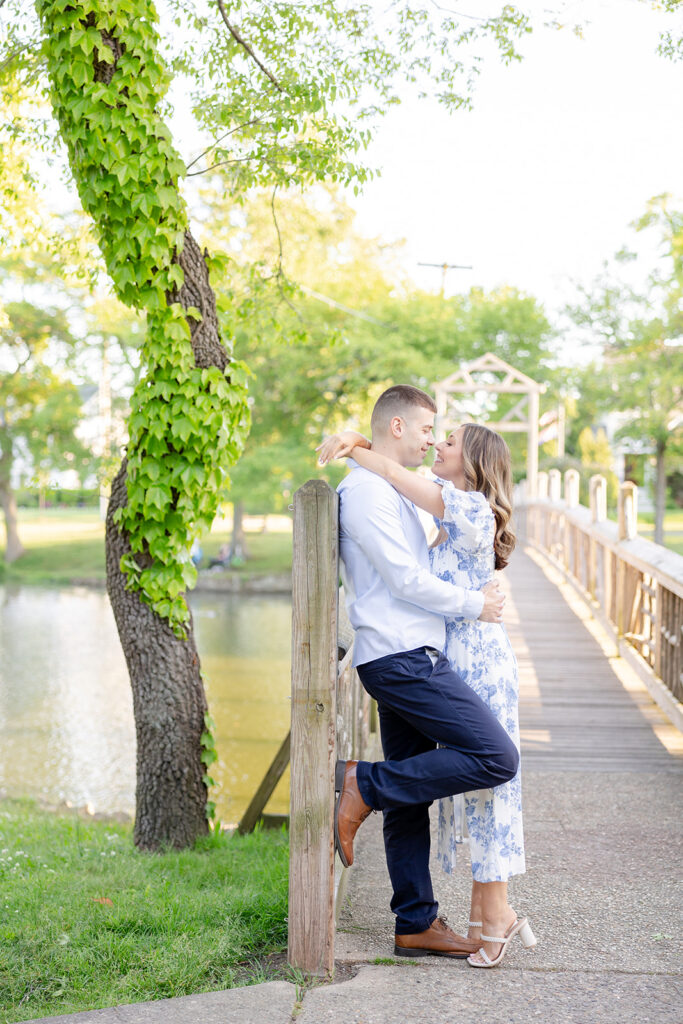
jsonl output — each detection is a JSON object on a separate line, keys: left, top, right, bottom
{"left": 0, "top": 584, "right": 291, "bottom": 825}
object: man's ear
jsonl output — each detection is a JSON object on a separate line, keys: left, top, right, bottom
{"left": 389, "top": 416, "right": 403, "bottom": 439}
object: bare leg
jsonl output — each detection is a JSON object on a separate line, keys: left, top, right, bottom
{"left": 468, "top": 880, "right": 483, "bottom": 940}
{"left": 469, "top": 880, "right": 517, "bottom": 964}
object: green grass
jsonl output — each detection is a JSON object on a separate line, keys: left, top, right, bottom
{"left": 0, "top": 800, "right": 289, "bottom": 1023}
{"left": 0, "top": 510, "right": 293, "bottom": 586}
{"left": 638, "top": 508, "right": 683, "bottom": 528}
{"left": 637, "top": 509, "right": 683, "bottom": 556}
{"left": 200, "top": 529, "right": 292, "bottom": 576}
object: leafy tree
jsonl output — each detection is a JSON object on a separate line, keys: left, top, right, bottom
{"left": 0, "top": 0, "right": 547, "bottom": 849}
{"left": 0, "top": 301, "right": 92, "bottom": 562}
{"left": 198, "top": 184, "right": 561, "bottom": 532}
{"left": 566, "top": 196, "right": 683, "bottom": 544}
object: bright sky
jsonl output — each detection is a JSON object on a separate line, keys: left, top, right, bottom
{"left": 350, "top": 0, "right": 683, "bottom": 313}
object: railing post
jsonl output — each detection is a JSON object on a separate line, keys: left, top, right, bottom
{"left": 537, "top": 472, "right": 549, "bottom": 500}
{"left": 589, "top": 475, "right": 607, "bottom": 523}
{"left": 564, "top": 469, "right": 580, "bottom": 509}
{"left": 618, "top": 482, "right": 638, "bottom": 541}
{"left": 616, "top": 483, "right": 638, "bottom": 636}
{"left": 548, "top": 468, "right": 562, "bottom": 503}
{"left": 586, "top": 476, "right": 602, "bottom": 601}
{"left": 288, "top": 479, "right": 338, "bottom": 976}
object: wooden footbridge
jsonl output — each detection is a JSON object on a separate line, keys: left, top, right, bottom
{"left": 278, "top": 472, "right": 683, "bottom": 976}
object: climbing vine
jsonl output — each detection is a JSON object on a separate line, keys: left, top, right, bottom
{"left": 36, "top": 0, "right": 250, "bottom": 633}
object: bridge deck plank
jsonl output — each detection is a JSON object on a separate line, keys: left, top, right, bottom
{"left": 505, "top": 548, "right": 682, "bottom": 773}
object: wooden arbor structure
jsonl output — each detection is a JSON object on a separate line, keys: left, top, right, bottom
{"left": 434, "top": 352, "right": 546, "bottom": 498}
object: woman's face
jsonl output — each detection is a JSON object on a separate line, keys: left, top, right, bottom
{"left": 433, "top": 427, "right": 466, "bottom": 486}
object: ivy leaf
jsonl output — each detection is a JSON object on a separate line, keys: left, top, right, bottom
{"left": 145, "top": 485, "right": 169, "bottom": 510}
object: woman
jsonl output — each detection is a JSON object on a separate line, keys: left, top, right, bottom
{"left": 317, "top": 423, "right": 534, "bottom": 968}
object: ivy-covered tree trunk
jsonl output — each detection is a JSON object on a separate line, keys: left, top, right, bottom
{"left": 104, "top": 232, "right": 230, "bottom": 851}
{"left": 106, "top": 459, "right": 208, "bottom": 848}
{"left": 36, "top": 0, "right": 249, "bottom": 849}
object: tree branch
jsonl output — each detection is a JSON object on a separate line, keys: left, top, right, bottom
{"left": 427, "top": 1, "right": 486, "bottom": 20}
{"left": 185, "top": 154, "right": 260, "bottom": 176}
{"left": 271, "top": 185, "right": 284, "bottom": 277}
{"left": 215, "top": 0, "right": 284, "bottom": 92}
{"left": 184, "top": 119, "right": 262, "bottom": 172}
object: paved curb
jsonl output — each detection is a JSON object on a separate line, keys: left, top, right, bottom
{"left": 21, "top": 981, "right": 298, "bottom": 1024}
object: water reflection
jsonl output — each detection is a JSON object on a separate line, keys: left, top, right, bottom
{"left": 0, "top": 585, "right": 291, "bottom": 824}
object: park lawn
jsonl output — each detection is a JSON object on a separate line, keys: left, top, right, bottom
{"left": 0, "top": 510, "right": 293, "bottom": 586}
{"left": 637, "top": 508, "right": 683, "bottom": 556}
{"left": 200, "top": 526, "right": 292, "bottom": 575}
{"left": 0, "top": 800, "right": 289, "bottom": 1023}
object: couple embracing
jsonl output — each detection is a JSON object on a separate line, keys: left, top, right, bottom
{"left": 317, "top": 384, "right": 536, "bottom": 969}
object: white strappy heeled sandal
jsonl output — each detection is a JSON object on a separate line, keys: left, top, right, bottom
{"left": 467, "top": 917, "right": 537, "bottom": 968}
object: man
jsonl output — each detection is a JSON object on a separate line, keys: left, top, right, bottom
{"left": 334, "top": 384, "right": 519, "bottom": 959}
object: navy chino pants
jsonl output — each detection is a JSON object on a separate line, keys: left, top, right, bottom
{"left": 355, "top": 646, "right": 519, "bottom": 935}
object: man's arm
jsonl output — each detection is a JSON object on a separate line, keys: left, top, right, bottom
{"left": 342, "top": 480, "right": 501, "bottom": 621}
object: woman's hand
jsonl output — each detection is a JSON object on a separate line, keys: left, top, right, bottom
{"left": 316, "top": 430, "right": 370, "bottom": 465}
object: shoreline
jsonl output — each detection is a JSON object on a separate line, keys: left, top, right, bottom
{"left": 3, "top": 569, "right": 293, "bottom": 594}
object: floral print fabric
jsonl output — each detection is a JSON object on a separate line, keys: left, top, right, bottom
{"left": 429, "top": 481, "right": 526, "bottom": 883}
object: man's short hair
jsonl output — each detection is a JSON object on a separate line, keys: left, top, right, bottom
{"left": 371, "top": 385, "right": 437, "bottom": 435}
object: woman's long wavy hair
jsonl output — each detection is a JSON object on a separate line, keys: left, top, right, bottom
{"left": 460, "top": 423, "right": 516, "bottom": 570}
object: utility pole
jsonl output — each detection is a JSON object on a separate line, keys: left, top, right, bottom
{"left": 418, "top": 261, "right": 473, "bottom": 296}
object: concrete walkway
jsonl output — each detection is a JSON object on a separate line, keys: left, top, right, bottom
{"left": 23, "top": 548, "right": 683, "bottom": 1024}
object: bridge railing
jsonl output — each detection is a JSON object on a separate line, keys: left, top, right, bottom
{"left": 288, "top": 479, "right": 375, "bottom": 977}
{"left": 516, "top": 471, "right": 683, "bottom": 728}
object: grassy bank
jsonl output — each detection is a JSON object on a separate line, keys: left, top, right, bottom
{"left": 0, "top": 509, "right": 293, "bottom": 586}
{"left": 0, "top": 800, "right": 289, "bottom": 1023}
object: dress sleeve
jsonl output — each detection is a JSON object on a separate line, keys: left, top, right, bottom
{"left": 436, "top": 480, "right": 494, "bottom": 552}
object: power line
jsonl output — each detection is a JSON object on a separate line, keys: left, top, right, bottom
{"left": 417, "top": 260, "right": 473, "bottom": 294}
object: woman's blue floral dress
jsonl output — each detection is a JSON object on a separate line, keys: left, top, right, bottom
{"left": 429, "top": 481, "right": 526, "bottom": 883}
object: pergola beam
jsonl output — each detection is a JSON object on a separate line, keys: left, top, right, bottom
{"left": 433, "top": 352, "right": 545, "bottom": 498}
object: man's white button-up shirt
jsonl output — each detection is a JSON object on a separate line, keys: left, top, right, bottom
{"left": 338, "top": 463, "right": 485, "bottom": 668}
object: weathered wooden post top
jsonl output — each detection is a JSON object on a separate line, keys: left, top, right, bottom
{"left": 433, "top": 352, "right": 546, "bottom": 499}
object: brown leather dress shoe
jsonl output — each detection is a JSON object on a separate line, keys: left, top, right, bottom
{"left": 394, "top": 917, "right": 480, "bottom": 959}
{"left": 334, "top": 759, "right": 372, "bottom": 867}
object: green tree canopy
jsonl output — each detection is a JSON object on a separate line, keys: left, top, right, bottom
{"left": 565, "top": 194, "right": 683, "bottom": 542}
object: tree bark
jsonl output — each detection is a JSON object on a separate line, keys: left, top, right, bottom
{"left": 0, "top": 476, "right": 25, "bottom": 564}
{"left": 229, "top": 500, "right": 249, "bottom": 562}
{"left": 654, "top": 440, "right": 667, "bottom": 547}
{"left": 106, "top": 461, "right": 209, "bottom": 850}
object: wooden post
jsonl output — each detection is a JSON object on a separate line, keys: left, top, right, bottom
{"left": 537, "top": 471, "right": 549, "bottom": 500}
{"left": 434, "top": 383, "right": 448, "bottom": 440}
{"left": 589, "top": 475, "right": 607, "bottom": 523}
{"left": 238, "top": 732, "right": 291, "bottom": 835}
{"left": 564, "top": 469, "right": 580, "bottom": 509}
{"left": 654, "top": 583, "right": 664, "bottom": 681}
{"left": 548, "top": 468, "right": 562, "bottom": 503}
{"left": 288, "top": 479, "right": 338, "bottom": 976}
{"left": 616, "top": 485, "right": 637, "bottom": 636}
{"left": 527, "top": 389, "right": 539, "bottom": 499}
{"left": 618, "top": 482, "right": 638, "bottom": 541}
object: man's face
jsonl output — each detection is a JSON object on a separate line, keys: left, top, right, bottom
{"left": 395, "top": 408, "right": 436, "bottom": 467}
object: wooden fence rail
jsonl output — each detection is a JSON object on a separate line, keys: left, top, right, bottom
{"left": 288, "top": 479, "right": 375, "bottom": 977}
{"left": 517, "top": 472, "right": 683, "bottom": 729}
